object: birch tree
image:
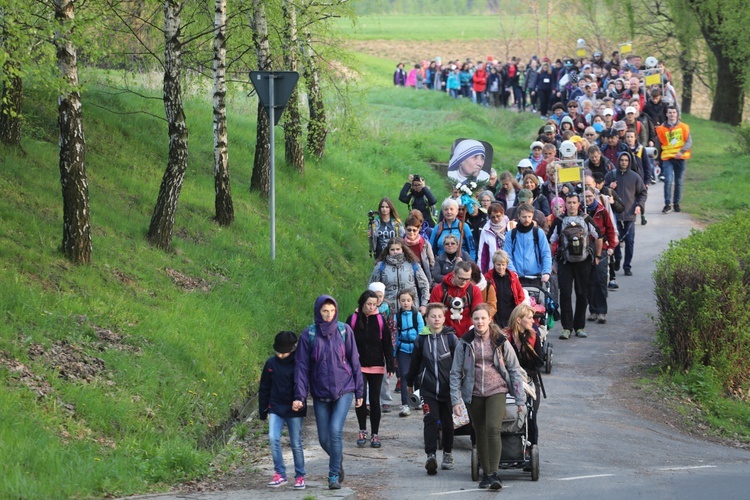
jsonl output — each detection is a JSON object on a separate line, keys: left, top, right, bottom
{"left": 147, "top": 0, "right": 189, "bottom": 251}
{"left": 249, "top": 0, "right": 271, "bottom": 196}
{"left": 213, "top": 0, "right": 234, "bottom": 225}
{"left": 54, "top": 0, "right": 91, "bottom": 264}
{"left": 301, "top": 28, "right": 325, "bottom": 159}
{"left": 0, "top": 4, "right": 23, "bottom": 145}
{"left": 282, "top": 0, "right": 303, "bottom": 172}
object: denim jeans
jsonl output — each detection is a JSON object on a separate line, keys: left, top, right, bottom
{"left": 615, "top": 220, "right": 635, "bottom": 271}
{"left": 313, "top": 392, "right": 353, "bottom": 478}
{"left": 662, "top": 158, "right": 686, "bottom": 205}
{"left": 268, "top": 413, "right": 305, "bottom": 478}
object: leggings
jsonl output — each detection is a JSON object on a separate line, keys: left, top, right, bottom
{"left": 468, "top": 393, "right": 506, "bottom": 477}
{"left": 355, "top": 372, "right": 384, "bottom": 435}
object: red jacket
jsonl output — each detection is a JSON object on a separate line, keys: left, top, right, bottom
{"left": 484, "top": 269, "right": 525, "bottom": 306}
{"left": 588, "top": 202, "right": 617, "bottom": 251}
{"left": 429, "top": 272, "right": 484, "bottom": 338}
{"left": 472, "top": 69, "right": 488, "bottom": 92}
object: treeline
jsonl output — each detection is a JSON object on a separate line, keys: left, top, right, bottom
{"left": 0, "top": 0, "right": 354, "bottom": 261}
{"left": 352, "top": 0, "right": 512, "bottom": 15}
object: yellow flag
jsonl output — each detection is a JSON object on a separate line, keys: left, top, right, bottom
{"left": 645, "top": 73, "right": 661, "bottom": 86}
{"left": 620, "top": 42, "right": 632, "bottom": 54}
{"left": 557, "top": 167, "right": 582, "bottom": 183}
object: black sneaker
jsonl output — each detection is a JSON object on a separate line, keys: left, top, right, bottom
{"left": 489, "top": 473, "right": 503, "bottom": 490}
{"left": 478, "top": 474, "right": 492, "bottom": 489}
{"left": 662, "top": 204, "right": 673, "bottom": 214}
{"left": 624, "top": 269, "right": 633, "bottom": 276}
{"left": 425, "top": 454, "right": 438, "bottom": 475}
{"left": 674, "top": 204, "right": 681, "bottom": 212}
{"left": 339, "top": 459, "right": 345, "bottom": 483}
{"left": 641, "top": 214, "right": 647, "bottom": 225}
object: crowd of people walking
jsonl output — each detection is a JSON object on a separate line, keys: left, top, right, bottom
{"left": 258, "top": 48, "right": 693, "bottom": 492}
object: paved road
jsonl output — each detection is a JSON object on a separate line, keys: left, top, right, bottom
{"left": 134, "top": 210, "right": 750, "bottom": 499}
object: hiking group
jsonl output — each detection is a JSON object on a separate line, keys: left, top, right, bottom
{"left": 259, "top": 47, "right": 691, "bottom": 492}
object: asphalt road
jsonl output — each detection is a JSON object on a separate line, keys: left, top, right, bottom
{"left": 133, "top": 208, "right": 750, "bottom": 499}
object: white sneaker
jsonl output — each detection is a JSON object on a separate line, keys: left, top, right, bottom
{"left": 399, "top": 405, "right": 411, "bottom": 417}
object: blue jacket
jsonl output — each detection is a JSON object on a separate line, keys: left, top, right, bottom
{"left": 430, "top": 218, "right": 476, "bottom": 261}
{"left": 503, "top": 225, "right": 552, "bottom": 277}
{"left": 259, "top": 353, "right": 307, "bottom": 419}
{"left": 295, "top": 296, "right": 364, "bottom": 401}
{"left": 395, "top": 309, "right": 424, "bottom": 355}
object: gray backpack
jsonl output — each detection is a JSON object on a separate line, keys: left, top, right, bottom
{"left": 560, "top": 215, "right": 590, "bottom": 263}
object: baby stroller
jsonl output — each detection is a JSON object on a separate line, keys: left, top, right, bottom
{"left": 521, "top": 277, "right": 556, "bottom": 375}
{"left": 471, "top": 390, "right": 539, "bottom": 482}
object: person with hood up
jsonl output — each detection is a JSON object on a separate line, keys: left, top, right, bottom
{"left": 293, "top": 296, "right": 364, "bottom": 490}
{"left": 604, "top": 151, "right": 648, "bottom": 278}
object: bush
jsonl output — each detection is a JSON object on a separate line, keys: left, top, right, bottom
{"left": 653, "top": 213, "right": 750, "bottom": 392}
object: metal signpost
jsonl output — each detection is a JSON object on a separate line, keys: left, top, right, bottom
{"left": 249, "top": 71, "right": 299, "bottom": 260}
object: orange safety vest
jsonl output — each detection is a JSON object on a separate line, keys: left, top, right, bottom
{"left": 656, "top": 122, "right": 691, "bottom": 160}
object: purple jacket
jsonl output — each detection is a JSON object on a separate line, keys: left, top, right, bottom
{"left": 295, "top": 295, "right": 364, "bottom": 401}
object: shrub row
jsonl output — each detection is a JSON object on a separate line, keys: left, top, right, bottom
{"left": 653, "top": 213, "right": 750, "bottom": 392}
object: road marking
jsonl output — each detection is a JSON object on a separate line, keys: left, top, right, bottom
{"left": 558, "top": 474, "right": 615, "bottom": 481}
{"left": 657, "top": 465, "right": 717, "bottom": 471}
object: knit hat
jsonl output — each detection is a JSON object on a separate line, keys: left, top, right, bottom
{"left": 530, "top": 141, "right": 544, "bottom": 151}
{"left": 368, "top": 282, "right": 386, "bottom": 294}
{"left": 449, "top": 140, "right": 485, "bottom": 171}
{"left": 273, "top": 331, "right": 298, "bottom": 354}
{"left": 614, "top": 120, "right": 627, "bottom": 131}
{"left": 517, "top": 189, "right": 533, "bottom": 202}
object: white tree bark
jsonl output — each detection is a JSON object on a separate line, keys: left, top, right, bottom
{"left": 213, "top": 0, "right": 234, "bottom": 225}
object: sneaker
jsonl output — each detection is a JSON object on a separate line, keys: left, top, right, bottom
{"left": 382, "top": 404, "right": 391, "bottom": 413}
{"left": 641, "top": 214, "right": 647, "bottom": 225}
{"left": 478, "top": 474, "right": 492, "bottom": 489}
{"left": 356, "top": 430, "right": 368, "bottom": 447}
{"left": 441, "top": 452, "right": 454, "bottom": 470}
{"left": 608, "top": 279, "right": 619, "bottom": 289}
{"left": 624, "top": 269, "right": 633, "bottom": 276}
{"left": 598, "top": 314, "right": 607, "bottom": 324}
{"left": 267, "top": 473, "right": 287, "bottom": 488}
{"left": 588, "top": 313, "right": 599, "bottom": 322}
{"left": 489, "top": 472, "right": 503, "bottom": 490}
{"left": 575, "top": 329, "right": 588, "bottom": 338}
{"left": 662, "top": 204, "right": 673, "bottom": 214}
{"left": 328, "top": 475, "right": 341, "bottom": 490}
{"left": 613, "top": 260, "right": 621, "bottom": 272}
{"left": 399, "top": 405, "right": 411, "bottom": 417}
{"left": 294, "top": 477, "right": 306, "bottom": 490}
{"left": 559, "top": 329, "right": 571, "bottom": 340}
{"left": 425, "top": 454, "right": 438, "bottom": 475}
{"left": 339, "top": 458, "right": 345, "bottom": 483}
{"left": 674, "top": 204, "right": 681, "bottom": 212}
{"left": 370, "top": 434, "right": 381, "bottom": 448}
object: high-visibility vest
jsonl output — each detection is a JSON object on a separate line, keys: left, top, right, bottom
{"left": 656, "top": 122, "right": 692, "bottom": 160}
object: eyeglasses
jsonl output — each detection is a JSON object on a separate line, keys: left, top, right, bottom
{"left": 568, "top": 105, "right": 578, "bottom": 108}
{"left": 454, "top": 275, "right": 471, "bottom": 283}
{"left": 585, "top": 133, "right": 596, "bottom": 137}
{"left": 444, "top": 241, "right": 457, "bottom": 246}
{"left": 405, "top": 228, "right": 419, "bottom": 233}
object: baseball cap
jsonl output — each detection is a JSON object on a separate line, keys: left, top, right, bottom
{"left": 517, "top": 189, "right": 533, "bottom": 202}
{"left": 543, "top": 125, "right": 556, "bottom": 133}
{"left": 602, "top": 108, "right": 614, "bottom": 116}
{"left": 625, "top": 106, "right": 636, "bottom": 114}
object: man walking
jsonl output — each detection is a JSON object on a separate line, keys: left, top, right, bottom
{"left": 656, "top": 106, "right": 692, "bottom": 213}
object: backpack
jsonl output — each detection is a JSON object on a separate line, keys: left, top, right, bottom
{"left": 348, "top": 312, "right": 384, "bottom": 340}
{"left": 379, "top": 261, "right": 423, "bottom": 304}
{"left": 440, "top": 282, "right": 474, "bottom": 311}
{"left": 434, "top": 220, "right": 466, "bottom": 255}
{"left": 308, "top": 322, "right": 347, "bottom": 348}
{"left": 397, "top": 310, "right": 419, "bottom": 344}
{"left": 559, "top": 215, "right": 591, "bottom": 263}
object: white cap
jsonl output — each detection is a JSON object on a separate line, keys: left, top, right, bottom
{"left": 368, "top": 282, "right": 386, "bottom": 294}
{"left": 625, "top": 106, "right": 636, "bottom": 114}
{"left": 517, "top": 158, "right": 533, "bottom": 169}
{"left": 602, "top": 108, "right": 614, "bottom": 116}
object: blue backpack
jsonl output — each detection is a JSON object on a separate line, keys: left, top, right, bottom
{"left": 308, "top": 321, "right": 347, "bottom": 345}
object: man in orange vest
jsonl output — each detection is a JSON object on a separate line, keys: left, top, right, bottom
{"left": 656, "top": 106, "right": 692, "bottom": 214}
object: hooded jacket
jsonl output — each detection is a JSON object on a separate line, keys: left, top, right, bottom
{"left": 369, "top": 253, "right": 430, "bottom": 309}
{"left": 406, "top": 325, "right": 458, "bottom": 402}
{"left": 450, "top": 328, "right": 526, "bottom": 407}
{"left": 604, "top": 151, "right": 648, "bottom": 222}
{"left": 259, "top": 351, "right": 307, "bottom": 419}
{"left": 429, "top": 272, "right": 484, "bottom": 338}
{"left": 295, "top": 296, "right": 364, "bottom": 401}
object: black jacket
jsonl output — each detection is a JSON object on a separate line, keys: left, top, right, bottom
{"left": 259, "top": 353, "right": 307, "bottom": 419}
{"left": 406, "top": 327, "right": 458, "bottom": 402}
{"left": 347, "top": 312, "right": 394, "bottom": 373}
{"left": 399, "top": 182, "right": 438, "bottom": 227}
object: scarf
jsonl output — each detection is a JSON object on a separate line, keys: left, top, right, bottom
{"left": 586, "top": 199, "right": 599, "bottom": 213}
{"left": 405, "top": 237, "right": 425, "bottom": 261}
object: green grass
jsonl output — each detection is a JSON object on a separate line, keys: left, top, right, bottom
{"left": 333, "top": 14, "right": 540, "bottom": 41}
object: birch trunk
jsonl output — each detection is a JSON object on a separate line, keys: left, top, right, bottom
{"left": 249, "top": 0, "right": 271, "bottom": 197}
{"left": 54, "top": 0, "right": 91, "bottom": 264}
{"left": 302, "top": 30, "right": 326, "bottom": 159}
{"left": 282, "top": 0, "right": 304, "bottom": 173}
{"left": 0, "top": 58, "right": 22, "bottom": 145}
{"left": 213, "top": 0, "right": 234, "bottom": 225}
{"left": 147, "top": 0, "right": 189, "bottom": 251}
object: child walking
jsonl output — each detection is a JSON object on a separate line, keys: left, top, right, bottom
{"left": 395, "top": 288, "right": 424, "bottom": 417}
{"left": 368, "top": 281, "right": 396, "bottom": 413}
{"left": 259, "top": 331, "right": 306, "bottom": 489}
{"left": 406, "top": 302, "right": 458, "bottom": 475}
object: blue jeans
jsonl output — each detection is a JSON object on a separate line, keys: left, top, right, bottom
{"left": 615, "top": 220, "right": 635, "bottom": 271}
{"left": 662, "top": 158, "right": 686, "bottom": 206}
{"left": 313, "top": 392, "right": 353, "bottom": 478}
{"left": 268, "top": 413, "right": 305, "bottom": 478}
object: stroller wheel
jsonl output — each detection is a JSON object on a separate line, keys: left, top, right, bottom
{"left": 545, "top": 344, "right": 553, "bottom": 374}
{"left": 471, "top": 445, "right": 479, "bottom": 482}
{"left": 530, "top": 445, "right": 540, "bottom": 481}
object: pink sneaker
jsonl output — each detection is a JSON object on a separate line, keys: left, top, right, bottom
{"left": 294, "top": 476, "right": 306, "bottom": 490}
{"left": 267, "top": 472, "right": 287, "bottom": 488}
